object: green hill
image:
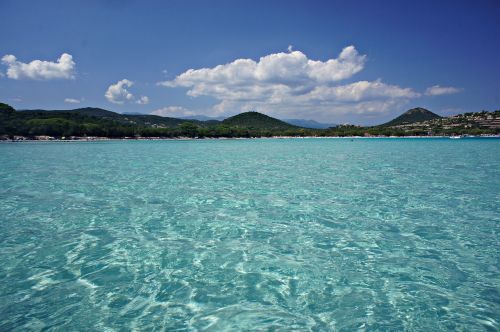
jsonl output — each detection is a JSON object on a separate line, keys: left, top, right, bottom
{"left": 59, "top": 107, "right": 121, "bottom": 118}
{"left": 0, "top": 102, "right": 15, "bottom": 114}
{"left": 0, "top": 105, "right": 304, "bottom": 138}
{"left": 382, "top": 107, "right": 441, "bottom": 126}
{"left": 222, "top": 111, "right": 299, "bottom": 130}
{"left": 22, "top": 107, "right": 120, "bottom": 118}
{"left": 123, "top": 114, "right": 194, "bottom": 128}
{"left": 19, "top": 107, "right": 202, "bottom": 128}
{"left": 3, "top": 102, "right": 495, "bottom": 138}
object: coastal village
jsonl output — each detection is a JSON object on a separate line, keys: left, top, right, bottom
{"left": 388, "top": 110, "right": 500, "bottom": 134}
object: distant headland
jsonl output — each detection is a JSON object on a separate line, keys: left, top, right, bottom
{"left": 0, "top": 102, "right": 498, "bottom": 141}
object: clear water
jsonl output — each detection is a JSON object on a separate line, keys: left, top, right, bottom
{"left": 0, "top": 138, "right": 499, "bottom": 331}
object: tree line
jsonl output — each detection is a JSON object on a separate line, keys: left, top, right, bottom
{"left": 1, "top": 107, "right": 498, "bottom": 139}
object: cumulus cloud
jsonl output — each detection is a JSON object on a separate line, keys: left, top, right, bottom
{"left": 305, "top": 80, "right": 420, "bottom": 102}
{"left": 1, "top": 53, "right": 75, "bottom": 80}
{"left": 136, "top": 96, "right": 150, "bottom": 105}
{"left": 160, "top": 46, "right": 366, "bottom": 93}
{"left": 64, "top": 98, "right": 81, "bottom": 104}
{"left": 105, "top": 79, "right": 150, "bottom": 105}
{"left": 158, "top": 46, "right": 422, "bottom": 121}
{"left": 105, "top": 79, "right": 134, "bottom": 104}
{"left": 425, "top": 85, "right": 462, "bottom": 96}
{"left": 151, "top": 106, "right": 195, "bottom": 118}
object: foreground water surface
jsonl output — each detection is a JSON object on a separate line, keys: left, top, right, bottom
{"left": 0, "top": 138, "right": 499, "bottom": 331}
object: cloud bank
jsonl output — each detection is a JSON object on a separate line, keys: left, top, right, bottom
{"left": 158, "top": 46, "right": 422, "bottom": 121}
{"left": 1, "top": 53, "right": 75, "bottom": 80}
{"left": 105, "top": 79, "right": 149, "bottom": 104}
{"left": 64, "top": 98, "right": 81, "bottom": 104}
{"left": 137, "top": 96, "right": 150, "bottom": 105}
{"left": 160, "top": 46, "right": 366, "bottom": 93}
{"left": 151, "top": 106, "right": 195, "bottom": 118}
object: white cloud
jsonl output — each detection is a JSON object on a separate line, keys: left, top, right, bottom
{"left": 105, "top": 79, "right": 150, "bottom": 105}
{"left": 306, "top": 80, "right": 420, "bottom": 102}
{"left": 159, "top": 45, "right": 366, "bottom": 92}
{"left": 151, "top": 106, "right": 195, "bottom": 118}
{"left": 136, "top": 96, "right": 150, "bottom": 105}
{"left": 158, "top": 46, "right": 421, "bottom": 122}
{"left": 105, "top": 79, "right": 134, "bottom": 104}
{"left": 64, "top": 98, "right": 81, "bottom": 104}
{"left": 1, "top": 53, "right": 75, "bottom": 80}
{"left": 425, "top": 85, "right": 462, "bottom": 96}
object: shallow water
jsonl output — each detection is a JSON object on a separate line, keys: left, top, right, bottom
{"left": 0, "top": 138, "right": 499, "bottom": 331}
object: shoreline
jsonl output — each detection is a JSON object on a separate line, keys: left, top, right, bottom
{"left": 1, "top": 135, "right": 499, "bottom": 143}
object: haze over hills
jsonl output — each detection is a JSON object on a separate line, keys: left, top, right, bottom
{"left": 180, "top": 115, "right": 226, "bottom": 121}
{"left": 283, "top": 118, "right": 337, "bottom": 129}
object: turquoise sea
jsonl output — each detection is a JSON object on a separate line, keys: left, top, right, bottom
{"left": 0, "top": 138, "right": 499, "bottom": 331}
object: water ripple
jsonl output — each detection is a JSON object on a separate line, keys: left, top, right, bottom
{"left": 0, "top": 138, "right": 499, "bottom": 330}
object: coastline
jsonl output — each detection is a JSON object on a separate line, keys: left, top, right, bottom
{"left": 2, "top": 135, "right": 499, "bottom": 143}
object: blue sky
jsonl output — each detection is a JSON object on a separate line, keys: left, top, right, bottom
{"left": 0, "top": 0, "right": 498, "bottom": 124}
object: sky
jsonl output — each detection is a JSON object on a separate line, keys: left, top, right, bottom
{"left": 0, "top": 0, "right": 499, "bottom": 125}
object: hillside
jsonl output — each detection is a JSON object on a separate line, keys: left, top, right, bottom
{"left": 222, "top": 112, "right": 298, "bottom": 130}
{"left": 383, "top": 110, "right": 500, "bottom": 134}
{"left": 18, "top": 107, "right": 198, "bottom": 128}
{"left": 1, "top": 102, "right": 498, "bottom": 139}
{"left": 382, "top": 107, "right": 441, "bottom": 126}
{"left": 0, "top": 102, "right": 15, "bottom": 113}
{"left": 121, "top": 114, "right": 196, "bottom": 128}
{"left": 58, "top": 107, "right": 121, "bottom": 119}
{"left": 0, "top": 105, "right": 306, "bottom": 138}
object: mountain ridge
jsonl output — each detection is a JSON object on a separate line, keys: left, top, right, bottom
{"left": 1, "top": 102, "right": 498, "bottom": 138}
